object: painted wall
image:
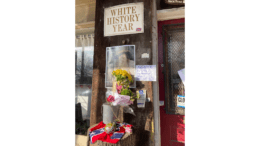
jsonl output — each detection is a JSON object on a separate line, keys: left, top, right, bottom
{"left": 75, "top": 0, "right": 96, "bottom": 24}
{"left": 75, "top": 0, "right": 96, "bottom": 30}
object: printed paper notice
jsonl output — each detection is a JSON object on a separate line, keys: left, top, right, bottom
{"left": 177, "top": 95, "right": 185, "bottom": 108}
{"left": 178, "top": 68, "right": 185, "bottom": 85}
{"left": 136, "top": 65, "right": 156, "bottom": 81}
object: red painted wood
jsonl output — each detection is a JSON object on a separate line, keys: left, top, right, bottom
{"left": 158, "top": 18, "right": 185, "bottom": 146}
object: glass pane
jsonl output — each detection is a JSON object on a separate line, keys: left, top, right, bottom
{"left": 76, "top": 85, "right": 92, "bottom": 120}
{"left": 75, "top": 47, "right": 82, "bottom": 75}
{"left": 75, "top": 35, "right": 94, "bottom": 84}
{"left": 75, "top": 35, "right": 94, "bottom": 135}
{"left": 82, "top": 46, "right": 94, "bottom": 84}
{"left": 163, "top": 23, "right": 185, "bottom": 115}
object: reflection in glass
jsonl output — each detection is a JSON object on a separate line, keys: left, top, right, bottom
{"left": 105, "top": 45, "right": 136, "bottom": 88}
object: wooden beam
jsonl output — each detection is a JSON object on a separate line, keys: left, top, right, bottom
{"left": 151, "top": 1, "right": 161, "bottom": 146}
{"left": 91, "top": 0, "right": 157, "bottom": 145}
{"left": 75, "top": 21, "right": 95, "bottom": 30}
{"left": 75, "top": 7, "right": 185, "bottom": 30}
{"left": 75, "top": 27, "right": 95, "bottom": 35}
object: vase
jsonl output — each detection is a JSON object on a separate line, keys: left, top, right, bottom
{"left": 102, "top": 103, "right": 120, "bottom": 124}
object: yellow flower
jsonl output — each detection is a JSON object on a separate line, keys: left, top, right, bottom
{"left": 112, "top": 69, "right": 133, "bottom": 82}
{"left": 127, "top": 75, "right": 133, "bottom": 82}
{"left": 113, "top": 69, "right": 121, "bottom": 75}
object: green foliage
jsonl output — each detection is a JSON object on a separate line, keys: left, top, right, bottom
{"left": 113, "top": 74, "right": 126, "bottom": 83}
{"left": 120, "top": 89, "right": 133, "bottom": 96}
{"left": 121, "top": 89, "right": 137, "bottom": 102}
{"left": 130, "top": 95, "right": 137, "bottom": 101}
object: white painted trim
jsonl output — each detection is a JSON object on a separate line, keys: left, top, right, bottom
{"left": 157, "top": 7, "right": 185, "bottom": 21}
{"left": 76, "top": 21, "right": 95, "bottom": 26}
{"left": 75, "top": 21, "right": 95, "bottom": 35}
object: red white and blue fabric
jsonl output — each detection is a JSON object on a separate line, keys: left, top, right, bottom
{"left": 89, "top": 121, "right": 132, "bottom": 144}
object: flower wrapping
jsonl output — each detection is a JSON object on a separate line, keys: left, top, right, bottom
{"left": 112, "top": 93, "right": 133, "bottom": 106}
{"left": 116, "top": 83, "right": 122, "bottom": 94}
{"left": 107, "top": 95, "right": 115, "bottom": 102}
{"left": 125, "top": 127, "right": 132, "bottom": 133}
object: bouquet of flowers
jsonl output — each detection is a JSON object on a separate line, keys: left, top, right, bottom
{"left": 112, "top": 69, "right": 133, "bottom": 87}
{"left": 105, "top": 69, "right": 136, "bottom": 120}
{"left": 112, "top": 69, "right": 137, "bottom": 102}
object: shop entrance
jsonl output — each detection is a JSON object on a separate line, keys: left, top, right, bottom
{"left": 158, "top": 18, "right": 185, "bottom": 146}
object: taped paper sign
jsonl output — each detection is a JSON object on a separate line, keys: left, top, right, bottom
{"left": 137, "top": 90, "right": 146, "bottom": 108}
{"left": 178, "top": 68, "right": 185, "bottom": 85}
{"left": 177, "top": 95, "right": 185, "bottom": 108}
{"left": 136, "top": 65, "right": 156, "bottom": 81}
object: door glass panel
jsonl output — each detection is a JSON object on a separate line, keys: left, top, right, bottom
{"left": 163, "top": 23, "right": 185, "bottom": 115}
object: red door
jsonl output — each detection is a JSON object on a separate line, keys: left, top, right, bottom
{"left": 158, "top": 18, "right": 185, "bottom": 146}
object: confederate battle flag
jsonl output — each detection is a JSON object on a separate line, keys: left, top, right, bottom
{"left": 89, "top": 121, "right": 132, "bottom": 144}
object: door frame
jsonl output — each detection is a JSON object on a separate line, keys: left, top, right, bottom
{"left": 157, "top": 9, "right": 185, "bottom": 145}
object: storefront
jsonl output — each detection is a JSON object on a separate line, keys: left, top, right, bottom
{"left": 75, "top": 0, "right": 185, "bottom": 146}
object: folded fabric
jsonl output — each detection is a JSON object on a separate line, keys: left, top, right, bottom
{"left": 89, "top": 121, "right": 132, "bottom": 144}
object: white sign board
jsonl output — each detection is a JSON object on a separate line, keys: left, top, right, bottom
{"left": 104, "top": 2, "right": 144, "bottom": 37}
{"left": 136, "top": 65, "right": 156, "bottom": 81}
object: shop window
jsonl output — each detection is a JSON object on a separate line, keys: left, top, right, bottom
{"left": 75, "top": 34, "right": 94, "bottom": 134}
{"left": 75, "top": 35, "right": 94, "bottom": 85}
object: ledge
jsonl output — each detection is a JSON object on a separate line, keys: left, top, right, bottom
{"left": 157, "top": 7, "right": 185, "bottom": 21}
